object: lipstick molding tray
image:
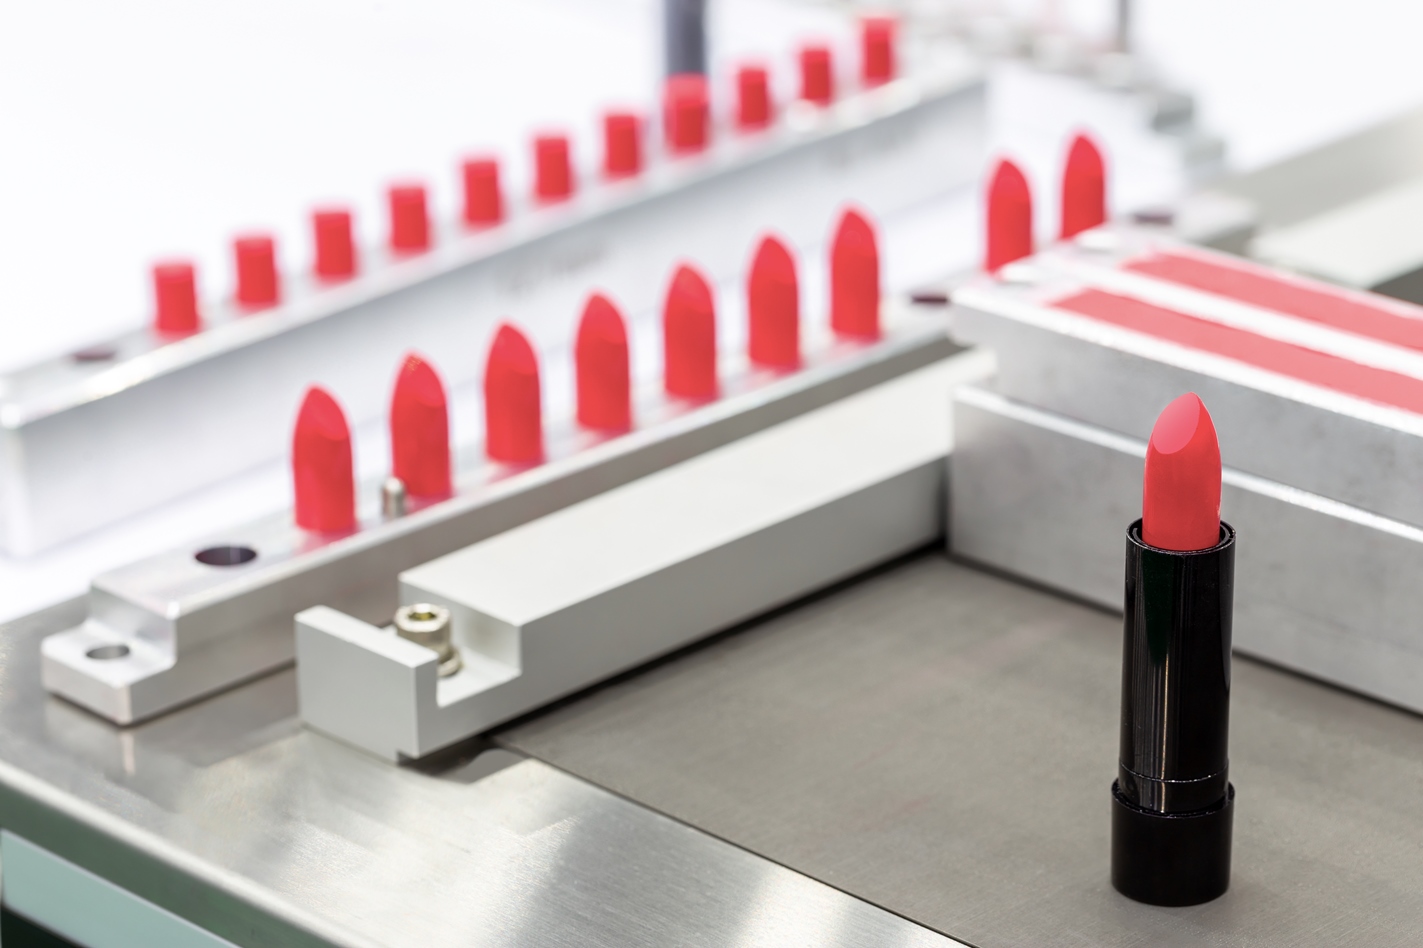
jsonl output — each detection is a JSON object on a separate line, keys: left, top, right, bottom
{"left": 41, "top": 303, "right": 961, "bottom": 726}
{"left": 952, "top": 385, "right": 1423, "bottom": 716}
{"left": 297, "top": 352, "right": 991, "bottom": 761}
{"left": 948, "top": 223, "right": 1423, "bottom": 712}
{"left": 0, "top": 61, "right": 984, "bottom": 558}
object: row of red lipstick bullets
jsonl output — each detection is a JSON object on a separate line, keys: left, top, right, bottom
{"left": 147, "top": 16, "right": 900, "bottom": 334}
{"left": 292, "top": 207, "right": 882, "bottom": 533}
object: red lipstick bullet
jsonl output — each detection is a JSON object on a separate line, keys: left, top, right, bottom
{"left": 1060, "top": 133, "right": 1106, "bottom": 239}
{"left": 748, "top": 235, "right": 800, "bottom": 369}
{"left": 663, "top": 264, "right": 718, "bottom": 401}
{"left": 293, "top": 386, "right": 356, "bottom": 534}
{"left": 799, "top": 45, "right": 834, "bottom": 106}
{"left": 1114, "top": 392, "right": 1235, "bottom": 906}
{"left": 390, "top": 353, "right": 452, "bottom": 499}
{"left": 484, "top": 323, "right": 543, "bottom": 464}
{"left": 462, "top": 157, "right": 504, "bottom": 227}
{"left": 1142, "top": 393, "right": 1221, "bottom": 551}
{"left": 312, "top": 207, "right": 357, "bottom": 280}
{"left": 534, "top": 134, "right": 574, "bottom": 204}
{"left": 665, "top": 73, "right": 710, "bottom": 154}
{"left": 603, "top": 112, "right": 643, "bottom": 179}
{"left": 861, "top": 15, "right": 896, "bottom": 86}
{"left": 737, "top": 64, "right": 772, "bottom": 130}
{"left": 984, "top": 159, "right": 1033, "bottom": 273}
{"left": 389, "top": 183, "right": 431, "bottom": 254}
{"left": 152, "top": 260, "right": 199, "bottom": 334}
{"left": 830, "top": 208, "right": 880, "bottom": 339}
{"left": 234, "top": 234, "right": 280, "bottom": 309}
{"left": 576, "top": 293, "right": 632, "bottom": 432}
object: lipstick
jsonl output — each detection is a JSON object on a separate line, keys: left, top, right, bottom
{"left": 312, "top": 207, "right": 357, "bottom": 281}
{"left": 234, "top": 233, "right": 280, "bottom": 309}
{"left": 984, "top": 158, "right": 1032, "bottom": 273}
{"left": 484, "top": 323, "right": 544, "bottom": 464}
{"left": 1060, "top": 133, "right": 1106, "bottom": 239}
{"left": 534, "top": 134, "right": 574, "bottom": 204}
{"left": 388, "top": 183, "right": 431, "bottom": 254}
{"left": 799, "top": 44, "right": 834, "bottom": 106}
{"left": 603, "top": 111, "right": 643, "bottom": 179}
{"left": 152, "top": 260, "right": 199, "bottom": 334}
{"left": 1113, "top": 392, "right": 1234, "bottom": 906}
{"left": 576, "top": 293, "right": 632, "bottom": 432}
{"left": 462, "top": 156, "right": 504, "bottom": 227}
{"left": 663, "top": 263, "right": 718, "bottom": 400}
{"left": 293, "top": 386, "right": 356, "bottom": 534}
{"left": 748, "top": 235, "right": 800, "bottom": 369}
{"left": 390, "top": 353, "right": 452, "bottom": 499}
{"left": 737, "top": 64, "right": 772, "bottom": 130}
{"left": 664, "top": 73, "right": 710, "bottom": 154}
{"left": 830, "top": 207, "right": 880, "bottom": 339}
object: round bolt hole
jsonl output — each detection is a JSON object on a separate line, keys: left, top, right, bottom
{"left": 86, "top": 644, "right": 130, "bottom": 661}
{"left": 194, "top": 545, "right": 258, "bottom": 567}
{"left": 71, "top": 345, "right": 118, "bottom": 363}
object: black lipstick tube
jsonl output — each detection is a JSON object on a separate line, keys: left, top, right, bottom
{"left": 1111, "top": 519, "right": 1235, "bottom": 906}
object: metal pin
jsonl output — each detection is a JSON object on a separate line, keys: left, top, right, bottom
{"left": 394, "top": 603, "right": 462, "bottom": 677}
{"left": 381, "top": 476, "right": 408, "bottom": 520}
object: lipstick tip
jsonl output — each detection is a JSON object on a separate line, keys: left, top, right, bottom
{"left": 293, "top": 386, "right": 356, "bottom": 533}
{"left": 484, "top": 323, "right": 544, "bottom": 464}
{"left": 312, "top": 207, "right": 357, "bottom": 280}
{"left": 462, "top": 156, "right": 504, "bottom": 227}
{"left": 603, "top": 112, "right": 644, "bottom": 179}
{"left": 391, "top": 353, "right": 452, "bottom": 499}
{"left": 665, "top": 73, "right": 710, "bottom": 154}
{"left": 737, "top": 63, "right": 772, "bottom": 130}
{"left": 1061, "top": 133, "right": 1107, "bottom": 240}
{"left": 830, "top": 207, "right": 881, "bottom": 339}
{"left": 799, "top": 44, "right": 834, "bottom": 106}
{"left": 153, "top": 260, "right": 200, "bottom": 335}
{"left": 534, "top": 133, "right": 574, "bottom": 203}
{"left": 576, "top": 294, "right": 633, "bottom": 432}
{"left": 748, "top": 235, "right": 801, "bottom": 369}
{"left": 664, "top": 264, "right": 719, "bottom": 401}
{"left": 985, "top": 159, "right": 1033, "bottom": 273}
{"left": 1142, "top": 392, "right": 1222, "bottom": 551}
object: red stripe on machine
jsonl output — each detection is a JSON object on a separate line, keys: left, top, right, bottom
{"left": 1128, "top": 251, "right": 1423, "bottom": 353}
{"left": 1055, "top": 288, "right": 1423, "bottom": 416}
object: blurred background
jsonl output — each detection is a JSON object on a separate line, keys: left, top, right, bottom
{"left": 6, "top": 0, "right": 1423, "bottom": 371}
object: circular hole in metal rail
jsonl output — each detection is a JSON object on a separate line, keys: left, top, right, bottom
{"left": 86, "top": 644, "right": 130, "bottom": 661}
{"left": 194, "top": 545, "right": 258, "bottom": 567}
{"left": 71, "top": 345, "right": 118, "bottom": 363}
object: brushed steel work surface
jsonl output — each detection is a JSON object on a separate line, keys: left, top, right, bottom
{"left": 0, "top": 601, "right": 961, "bottom": 947}
{"left": 499, "top": 552, "right": 1423, "bottom": 947}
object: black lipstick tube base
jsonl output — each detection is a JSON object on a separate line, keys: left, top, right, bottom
{"left": 1111, "top": 519, "right": 1235, "bottom": 907}
{"left": 1111, "top": 781, "right": 1233, "bottom": 906}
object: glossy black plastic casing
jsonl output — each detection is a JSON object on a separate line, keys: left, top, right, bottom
{"left": 1111, "top": 519, "right": 1235, "bottom": 907}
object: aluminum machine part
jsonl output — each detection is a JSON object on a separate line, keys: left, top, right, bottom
{"left": 41, "top": 309, "right": 966, "bottom": 725}
{"left": 950, "top": 225, "right": 1423, "bottom": 529}
{"left": 0, "top": 56, "right": 985, "bottom": 555}
{"left": 1211, "top": 104, "right": 1423, "bottom": 304}
{"left": 297, "top": 357, "right": 985, "bottom": 760}
{"left": 952, "top": 385, "right": 1423, "bottom": 715}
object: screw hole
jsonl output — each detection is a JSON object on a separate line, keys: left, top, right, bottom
{"left": 195, "top": 545, "right": 258, "bottom": 567}
{"left": 71, "top": 345, "right": 117, "bottom": 363}
{"left": 86, "top": 644, "right": 130, "bottom": 661}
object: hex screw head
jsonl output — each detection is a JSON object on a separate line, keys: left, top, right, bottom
{"left": 394, "top": 603, "right": 462, "bottom": 677}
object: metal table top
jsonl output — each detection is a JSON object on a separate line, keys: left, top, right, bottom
{"left": 0, "top": 601, "right": 960, "bottom": 948}
{"left": 501, "top": 552, "right": 1423, "bottom": 947}
{"left": 6, "top": 551, "right": 1423, "bottom": 946}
